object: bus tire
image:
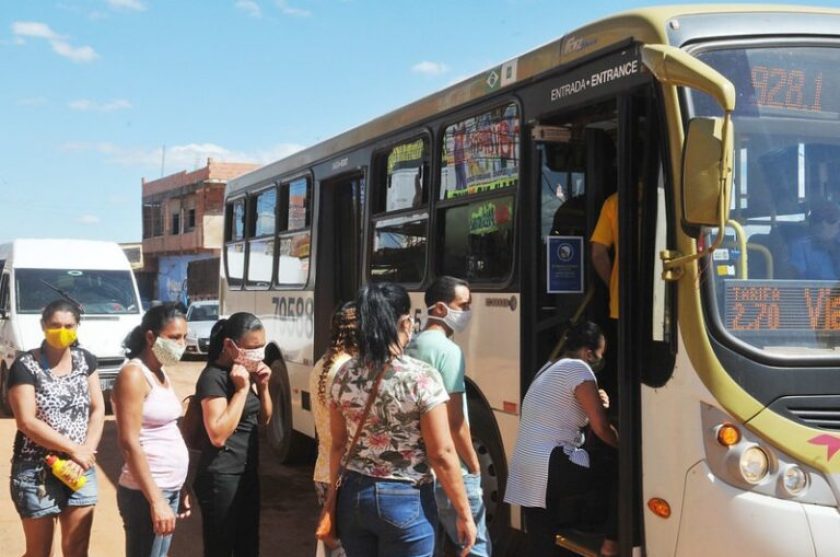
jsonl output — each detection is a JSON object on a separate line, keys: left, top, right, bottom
{"left": 468, "top": 397, "right": 512, "bottom": 550}
{"left": 265, "top": 359, "right": 311, "bottom": 463}
{"left": 0, "top": 363, "right": 11, "bottom": 416}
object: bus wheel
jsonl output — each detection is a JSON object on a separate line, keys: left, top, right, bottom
{"left": 0, "top": 363, "right": 11, "bottom": 416}
{"left": 265, "top": 359, "right": 311, "bottom": 463}
{"left": 469, "top": 397, "right": 511, "bottom": 548}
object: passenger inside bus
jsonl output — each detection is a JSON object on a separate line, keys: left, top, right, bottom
{"left": 788, "top": 202, "right": 840, "bottom": 280}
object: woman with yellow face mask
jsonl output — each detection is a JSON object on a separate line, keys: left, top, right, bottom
{"left": 7, "top": 299, "right": 104, "bottom": 557}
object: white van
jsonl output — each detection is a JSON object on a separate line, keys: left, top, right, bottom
{"left": 0, "top": 239, "right": 143, "bottom": 412}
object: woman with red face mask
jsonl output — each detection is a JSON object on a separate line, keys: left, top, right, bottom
{"left": 193, "top": 312, "right": 273, "bottom": 557}
{"left": 7, "top": 299, "right": 105, "bottom": 557}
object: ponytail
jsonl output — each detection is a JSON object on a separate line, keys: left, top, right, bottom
{"left": 355, "top": 282, "right": 410, "bottom": 370}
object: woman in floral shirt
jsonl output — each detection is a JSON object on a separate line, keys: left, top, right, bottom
{"left": 325, "top": 282, "right": 476, "bottom": 557}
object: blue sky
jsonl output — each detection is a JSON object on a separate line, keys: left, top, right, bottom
{"left": 3, "top": 0, "right": 839, "bottom": 243}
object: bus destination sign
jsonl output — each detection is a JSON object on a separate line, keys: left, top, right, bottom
{"left": 724, "top": 279, "right": 840, "bottom": 333}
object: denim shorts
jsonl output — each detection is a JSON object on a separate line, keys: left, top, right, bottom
{"left": 10, "top": 460, "right": 98, "bottom": 519}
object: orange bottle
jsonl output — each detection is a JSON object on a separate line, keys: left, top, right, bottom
{"left": 44, "top": 455, "right": 87, "bottom": 491}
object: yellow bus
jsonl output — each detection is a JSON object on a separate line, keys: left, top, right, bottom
{"left": 221, "top": 5, "right": 840, "bottom": 555}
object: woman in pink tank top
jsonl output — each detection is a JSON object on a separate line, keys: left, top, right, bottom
{"left": 112, "top": 304, "right": 191, "bottom": 557}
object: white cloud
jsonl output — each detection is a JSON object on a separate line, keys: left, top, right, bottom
{"left": 11, "top": 21, "right": 99, "bottom": 63}
{"left": 77, "top": 214, "right": 101, "bottom": 224}
{"left": 276, "top": 0, "right": 311, "bottom": 17}
{"left": 235, "top": 0, "right": 262, "bottom": 17}
{"left": 12, "top": 21, "right": 62, "bottom": 41}
{"left": 69, "top": 99, "right": 133, "bottom": 112}
{"left": 105, "top": 0, "right": 146, "bottom": 11}
{"left": 60, "top": 141, "right": 306, "bottom": 169}
{"left": 411, "top": 61, "right": 449, "bottom": 76}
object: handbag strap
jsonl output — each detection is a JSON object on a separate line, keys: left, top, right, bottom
{"left": 335, "top": 366, "right": 386, "bottom": 487}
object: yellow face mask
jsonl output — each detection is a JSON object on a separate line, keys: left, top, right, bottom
{"left": 44, "top": 328, "right": 78, "bottom": 350}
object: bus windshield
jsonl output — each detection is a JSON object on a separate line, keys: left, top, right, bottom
{"left": 690, "top": 44, "right": 840, "bottom": 357}
{"left": 16, "top": 269, "right": 139, "bottom": 315}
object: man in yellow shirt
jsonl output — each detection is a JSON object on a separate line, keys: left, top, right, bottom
{"left": 590, "top": 192, "right": 619, "bottom": 408}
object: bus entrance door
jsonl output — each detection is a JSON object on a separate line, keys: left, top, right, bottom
{"left": 313, "top": 173, "right": 363, "bottom": 358}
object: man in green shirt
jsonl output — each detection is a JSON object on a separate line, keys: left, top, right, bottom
{"left": 407, "top": 276, "right": 491, "bottom": 556}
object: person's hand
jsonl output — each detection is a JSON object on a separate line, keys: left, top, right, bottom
{"left": 230, "top": 364, "right": 250, "bottom": 392}
{"left": 455, "top": 513, "right": 477, "bottom": 557}
{"left": 151, "top": 497, "right": 177, "bottom": 536}
{"left": 253, "top": 362, "right": 271, "bottom": 389}
{"left": 599, "top": 389, "right": 610, "bottom": 409}
{"left": 177, "top": 489, "right": 192, "bottom": 519}
{"left": 69, "top": 444, "right": 96, "bottom": 470}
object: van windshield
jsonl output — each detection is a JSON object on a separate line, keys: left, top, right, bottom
{"left": 16, "top": 269, "right": 139, "bottom": 315}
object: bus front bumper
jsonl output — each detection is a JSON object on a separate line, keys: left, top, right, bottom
{"left": 673, "top": 461, "right": 840, "bottom": 557}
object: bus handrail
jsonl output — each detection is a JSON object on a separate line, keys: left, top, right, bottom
{"left": 548, "top": 289, "right": 595, "bottom": 362}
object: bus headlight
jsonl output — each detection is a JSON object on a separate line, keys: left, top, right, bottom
{"left": 781, "top": 465, "right": 808, "bottom": 495}
{"left": 739, "top": 445, "right": 769, "bottom": 484}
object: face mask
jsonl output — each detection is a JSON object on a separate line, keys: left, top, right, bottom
{"left": 152, "top": 336, "right": 186, "bottom": 367}
{"left": 44, "top": 328, "right": 77, "bottom": 350}
{"left": 588, "top": 354, "right": 606, "bottom": 373}
{"left": 428, "top": 305, "right": 472, "bottom": 333}
{"left": 234, "top": 344, "right": 265, "bottom": 373}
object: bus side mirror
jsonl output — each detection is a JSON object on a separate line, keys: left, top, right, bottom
{"left": 682, "top": 116, "right": 733, "bottom": 228}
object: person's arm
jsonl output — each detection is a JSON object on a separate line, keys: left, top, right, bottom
{"left": 201, "top": 364, "right": 250, "bottom": 448}
{"left": 575, "top": 380, "right": 618, "bottom": 447}
{"left": 446, "top": 392, "right": 480, "bottom": 475}
{"left": 9, "top": 384, "right": 96, "bottom": 469}
{"left": 83, "top": 370, "right": 105, "bottom": 455}
{"left": 327, "top": 404, "right": 348, "bottom": 489}
{"left": 113, "top": 364, "right": 176, "bottom": 536}
{"left": 591, "top": 242, "right": 612, "bottom": 287}
{"left": 253, "top": 362, "right": 273, "bottom": 426}
{"left": 421, "top": 403, "right": 477, "bottom": 557}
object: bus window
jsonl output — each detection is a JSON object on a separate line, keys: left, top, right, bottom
{"left": 275, "top": 177, "right": 311, "bottom": 287}
{"left": 373, "top": 138, "right": 429, "bottom": 213}
{"left": 231, "top": 200, "right": 246, "bottom": 242}
{"left": 370, "top": 213, "right": 428, "bottom": 283}
{"left": 440, "top": 103, "right": 520, "bottom": 200}
{"left": 246, "top": 188, "right": 277, "bottom": 289}
{"left": 440, "top": 196, "right": 514, "bottom": 282}
{"left": 225, "top": 243, "right": 245, "bottom": 288}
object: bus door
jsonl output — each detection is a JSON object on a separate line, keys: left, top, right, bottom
{"left": 313, "top": 172, "right": 364, "bottom": 358}
{"left": 525, "top": 100, "right": 618, "bottom": 386}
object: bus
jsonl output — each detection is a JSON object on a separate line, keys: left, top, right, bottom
{"left": 220, "top": 6, "right": 840, "bottom": 555}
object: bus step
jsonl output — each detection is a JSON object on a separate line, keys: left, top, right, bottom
{"left": 554, "top": 528, "right": 601, "bottom": 557}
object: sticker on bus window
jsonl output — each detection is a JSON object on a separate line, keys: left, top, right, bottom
{"left": 547, "top": 235, "right": 583, "bottom": 293}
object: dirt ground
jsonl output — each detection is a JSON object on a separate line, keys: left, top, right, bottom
{"left": 0, "top": 359, "right": 319, "bottom": 556}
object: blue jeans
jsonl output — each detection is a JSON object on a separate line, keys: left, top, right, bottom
{"left": 434, "top": 472, "right": 491, "bottom": 557}
{"left": 336, "top": 471, "right": 437, "bottom": 557}
{"left": 117, "top": 485, "right": 180, "bottom": 557}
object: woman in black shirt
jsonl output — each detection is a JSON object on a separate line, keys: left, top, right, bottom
{"left": 194, "top": 312, "right": 272, "bottom": 557}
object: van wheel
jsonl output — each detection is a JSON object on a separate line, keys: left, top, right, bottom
{"left": 469, "top": 398, "right": 512, "bottom": 548}
{"left": 0, "top": 364, "right": 11, "bottom": 416}
{"left": 265, "top": 359, "right": 311, "bottom": 463}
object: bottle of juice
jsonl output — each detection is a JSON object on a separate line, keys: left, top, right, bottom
{"left": 44, "top": 455, "right": 87, "bottom": 491}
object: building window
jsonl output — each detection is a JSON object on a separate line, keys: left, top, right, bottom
{"left": 143, "top": 202, "right": 164, "bottom": 238}
{"left": 187, "top": 208, "right": 196, "bottom": 231}
{"left": 171, "top": 212, "right": 180, "bottom": 235}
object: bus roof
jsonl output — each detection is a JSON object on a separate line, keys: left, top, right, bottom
{"left": 228, "top": 4, "right": 840, "bottom": 195}
{"left": 0, "top": 239, "right": 132, "bottom": 271}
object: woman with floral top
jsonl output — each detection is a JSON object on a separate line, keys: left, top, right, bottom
{"left": 325, "top": 282, "right": 477, "bottom": 557}
{"left": 8, "top": 300, "right": 105, "bottom": 557}
{"left": 309, "top": 302, "right": 357, "bottom": 557}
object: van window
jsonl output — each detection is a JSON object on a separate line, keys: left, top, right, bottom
{"left": 15, "top": 269, "right": 139, "bottom": 315}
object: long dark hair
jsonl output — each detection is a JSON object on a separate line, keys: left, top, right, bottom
{"left": 208, "top": 312, "right": 264, "bottom": 362}
{"left": 41, "top": 299, "right": 82, "bottom": 324}
{"left": 123, "top": 303, "right": 185, "bottom": 359}
{"left": 563, "top": 321, "right": 603, "bottom": 355}
{"left": 355, "top": 282, "right": 410, "bottom": 371}
{"left": 319, "top": 302, "right": 358, "bottom": 404}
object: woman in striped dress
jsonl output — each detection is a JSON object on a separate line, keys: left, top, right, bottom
{"left": 504, "top": 321, "right": 618, "bottom": 557}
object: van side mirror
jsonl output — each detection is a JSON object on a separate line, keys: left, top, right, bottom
{"left": 682, "top": 116, "right": 733, "bottom": 228}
